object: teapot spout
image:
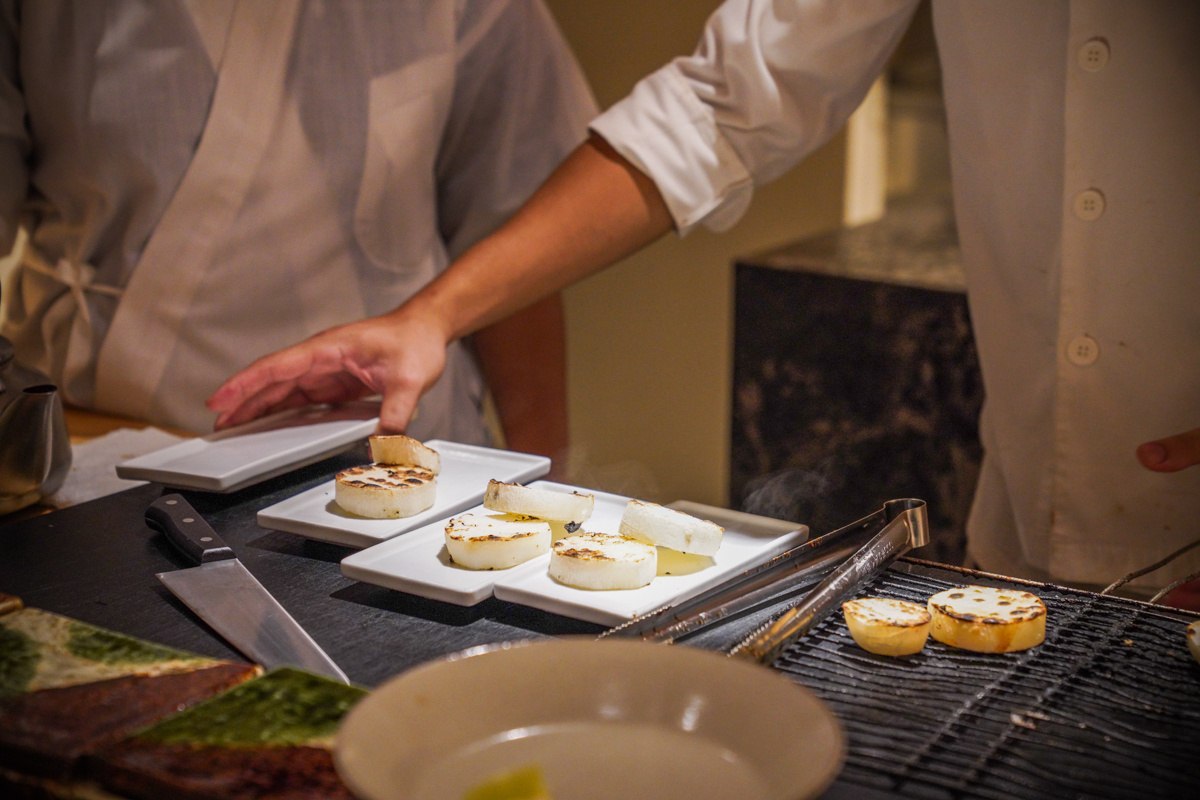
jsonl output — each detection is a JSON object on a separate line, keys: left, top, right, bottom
{"left": 0, "top": 384, "right": 73, "bottom": 514}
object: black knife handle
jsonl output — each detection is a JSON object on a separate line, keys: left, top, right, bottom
{"left": 146, "top": 494, "right": 236, "bottom": 565}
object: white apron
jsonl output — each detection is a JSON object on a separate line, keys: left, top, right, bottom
{"left": 94, "top": 1, "right": 479, "bottom": 440}
{"left": 94, "top": 0, "right": 308, "bottom": 426}
{"left": 4, "top": 0, "right": 594, "bottom": 440}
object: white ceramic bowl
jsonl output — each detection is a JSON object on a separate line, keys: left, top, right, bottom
{"left": 335, "top": 637, "right": 844, "bottom": 800}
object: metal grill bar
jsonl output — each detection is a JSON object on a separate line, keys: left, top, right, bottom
{"left": 767, "top": 564, "right": 1200, "bottom": 799}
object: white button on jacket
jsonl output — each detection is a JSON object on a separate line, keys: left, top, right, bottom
{"left": 592, "top": 0, "right": 1200, "bottom": 589}
{"left": 1077, "top": 38, "right": 1110, "bottom": 72}
{"left": 1066, "top": 336, "right": 1100, "bottom": 368}
{"left": 1073, "top": 190, "right": 1105, "bottom": 222}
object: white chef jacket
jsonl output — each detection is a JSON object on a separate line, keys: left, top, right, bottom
{"left": 592, "top": 0, "right": 1200, "bottom": 589}
{"left": 0, "top": 0, "right": 596, "bottom": 439}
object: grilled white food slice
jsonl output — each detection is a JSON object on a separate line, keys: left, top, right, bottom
{"left": 927, "top": 585, "right": 1046, "bottom": 653}
{"left": 334, "top": 465, "right": 436, "bottom": 519}
{"left": 483, "top": 480, "right": 594, "bottom": 530}
{"left": 368, "top": 434, "right": 441, "bottom": 473}
{"left": 618, "top": 499, "right": 723, "bottom": 556}
{"left": 1188, "top": 620, "right": 1200, "bottom": 666}
{"left": 842, "top": 597, "right": 932, "bottom": 656}
{"left": 444, "top": 513, "right": 552, "bottom": 570}
{"left": 549, "top": 532, "right": 657, "bottom": 590}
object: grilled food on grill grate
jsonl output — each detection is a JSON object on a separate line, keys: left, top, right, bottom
{"left": 927, "top": 585, "right": 1046, "bottom": 653}
{"left": 765, "top": 565, "right": 1200, "bottom": 799}
{"left": 842, "top": 597, "right": 932, "bottom": 656}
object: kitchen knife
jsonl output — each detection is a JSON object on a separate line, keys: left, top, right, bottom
{"left": 148, "top": 493, "right": 349, "bottom": 683}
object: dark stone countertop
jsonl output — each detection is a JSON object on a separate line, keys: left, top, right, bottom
{"left": 744, "top": 194, "right": 964, "bottom": 293}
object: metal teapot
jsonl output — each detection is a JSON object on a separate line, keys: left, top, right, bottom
{"left": 0, "top": 333, "right": 72, "bottom": 515}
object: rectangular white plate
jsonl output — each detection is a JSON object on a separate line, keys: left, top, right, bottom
{"left": 257, "top": 441, "right": 551, "bottom": 548}
{"left": 339, "top": 481, "right": 808, "bottom": 626}
{"left": 114, "top": 402, "right": 382, "bottom": 493}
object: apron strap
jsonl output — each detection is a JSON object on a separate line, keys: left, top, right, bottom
{"left": 19, "top": 248, "right": 124, "bottom": 402}
{"left": 94, "top": 0, "right": 302, "bottom": 420}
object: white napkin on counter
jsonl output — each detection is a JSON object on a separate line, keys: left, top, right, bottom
{"left": 46, "top": 427, "right": 185, "bottom": 508}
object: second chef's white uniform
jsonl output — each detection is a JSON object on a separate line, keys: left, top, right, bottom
{"left": 592, "top": 0, "right": 1200, "bottom": 589}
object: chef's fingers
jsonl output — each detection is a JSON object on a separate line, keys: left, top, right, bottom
{"left": 1136, "top": 427, "right": 1200, "bottom": 472}
{"left": 217, "top": 367, "right": 370, "bottom": 429}
{"left": 254, "top": 374, "right": 368, "bottom": 420}
{"left": 250, "top": 389, "right": 315, "bottom": 419}
{"left": 208, "top": 338, "right": 354, "bottom": 426}
{"left": 209, "top": 309, "right": 450, "bottom": 432}
{"left": 208, "top": 348, "right": 316, "bottom": 413}
{"left": 210, "top": 363, "right": 327, "bottom": 429}
{"left": 292, "top": 371, "right": 369, "bottom": 407}
{"left": 376, "top": 386, "right": 420, "bottom": 435}
{"left": 212, "top": 381, "right": 307, "bottom": 430}
{"left": 374, "top": 352, "right": 446, "bottom": 433}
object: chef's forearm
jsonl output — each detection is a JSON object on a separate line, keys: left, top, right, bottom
{"left": 402, "top": 133, "right": 675, "bottom": 345}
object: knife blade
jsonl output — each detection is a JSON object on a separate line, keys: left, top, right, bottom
{"left": 147, "top": 493, "right": 349, "bottom": 683}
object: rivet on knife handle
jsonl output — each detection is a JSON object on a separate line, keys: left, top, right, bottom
{"left": 146, "top": 494, "right": 236, "bottom": 565}
{"left": 729, "top": 498, "right": 928, "bottom": 664}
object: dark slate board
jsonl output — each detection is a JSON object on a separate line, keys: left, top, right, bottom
{"left": 0, "top": 451, "right": 601, "bottom": 689}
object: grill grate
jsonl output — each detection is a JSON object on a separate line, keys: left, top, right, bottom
{"left": 767, "top": 563, "right": 1200, "bottom": 799}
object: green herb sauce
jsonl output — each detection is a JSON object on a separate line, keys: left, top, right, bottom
{"left": 139, "top": 668, "right": 368, "bottom": 747}
{"left": 0, "top": 624, "right": 40, "bottom": 700}
{"left": 67, "top": 621, "right": 201, "bottom": 665}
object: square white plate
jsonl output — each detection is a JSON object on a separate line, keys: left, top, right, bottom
{"left": 114, "top": 401, "right": 381, "bottom": 493}
{"left": 339, "top": 481, "right": 808, "bottom": 626}
{"left": 257, "top": 441, "right": 550, "bottom": 548}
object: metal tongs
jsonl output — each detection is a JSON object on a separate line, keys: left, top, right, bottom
{"left": 602, "top": 498, "right": 929, "bottom": 664}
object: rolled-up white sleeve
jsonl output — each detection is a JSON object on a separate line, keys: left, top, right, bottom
{"left": 591, "top": 0, "right": 920, "bottom": 234}
{"left": 0, "top": 0, "right": 29, "bottom": 253}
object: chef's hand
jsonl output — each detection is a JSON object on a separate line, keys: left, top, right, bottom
{"left": 1136, "top": 427, "right": 1200, "bottom": 472}
{"left": 206, "top": 305, "right": 449, "bottom": 434}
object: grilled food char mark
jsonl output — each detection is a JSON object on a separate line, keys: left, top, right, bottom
{"left": 339, "top": 466, "right": 433, "bottom": 488}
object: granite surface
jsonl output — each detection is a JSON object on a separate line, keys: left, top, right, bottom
{"left": 731, "top": 198, "right": 981, "bottom": 567}
{"left": 749, "top": 195, "right": 964, "bottom": 291}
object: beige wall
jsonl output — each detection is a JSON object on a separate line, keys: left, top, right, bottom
{"left": 544, "top": 1, "right": 847, "bottom": 507}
